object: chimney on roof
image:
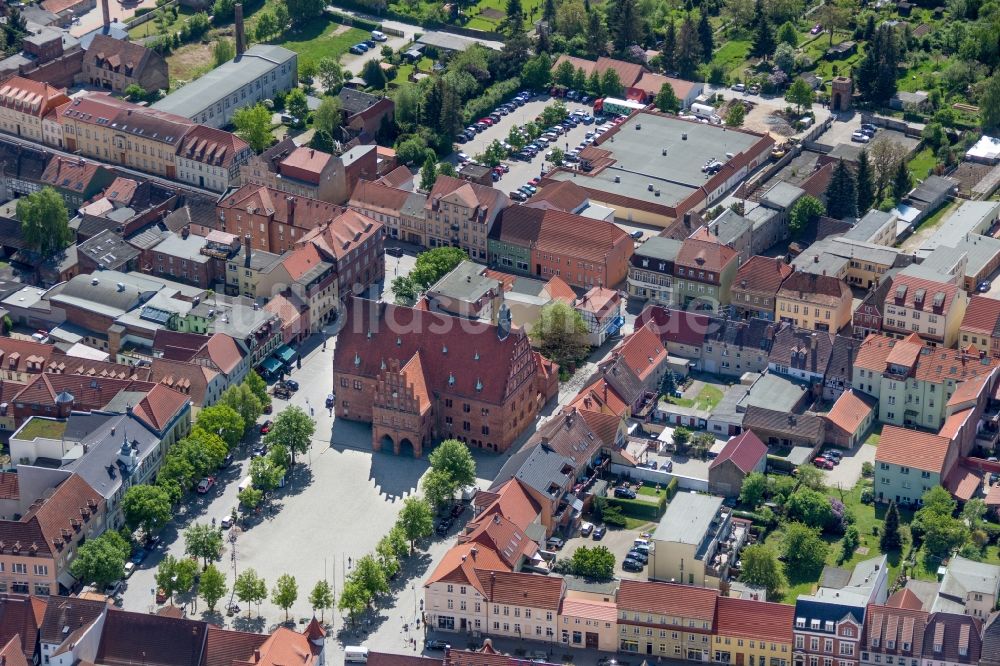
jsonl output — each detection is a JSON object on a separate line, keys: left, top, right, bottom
{"left": 234, "top": 3, "right": 246, "bottom": 57}
{"left": 181, "top": 225, "right": 190, "bottom": 239}
{"left": 244, "top": 234, "right": 252, "bottom": 269}
{"left": 100, "top": 0, "right": 110, "bottom": 29}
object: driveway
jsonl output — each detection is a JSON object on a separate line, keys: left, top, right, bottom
{"left": 703, "top": 84, "right": 831, "bottom": 141}
{"left": 339, "top": 31, "right": 412, "bottom": 76}
{"left": 821, "top": 439, "right": 876, "bottom": 489}
{"left": 559, "top": 526, "right": 652, "bottom": 582}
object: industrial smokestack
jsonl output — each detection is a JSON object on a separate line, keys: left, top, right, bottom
{"left": 234, "top": 3, "right": 246, "bottom": 57}
{"left": 101, "top": 0, "right": 110, "bottom": 29}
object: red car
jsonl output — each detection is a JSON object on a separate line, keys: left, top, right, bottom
{"left": 478, "top": 117, "right": 493, "bottom": 126}
{"left": 529, "top": 178, "right": 540, "bottom": 186}
{"left": 259, "top": 420, "right": 273, "bottom": 435}
{"left": 813, "top": 457, "right": 834, "bottom": 470}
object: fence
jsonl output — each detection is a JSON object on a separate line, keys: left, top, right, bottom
{"left": 125, "top": 0, "right": 179, "bottom": 29}
{"left": 610, "top": 462, "right": 709, "bottom": 492}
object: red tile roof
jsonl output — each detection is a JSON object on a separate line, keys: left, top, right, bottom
{"left": 551, "top": 55, "right": 646, "bottom": 87}
{"left": 279, "top": 147, "right": 333, "bottom": 185}
{"left": 676, "top": 235, "right": 738, "bottom": 275}
{"left": 130, "top": 383, "right": 189, "bottom": 433}
{"left": 947, "top": 368, "right": 995, "bottom": 408}
{"left": 301, "top": 209, "right": 384, "bottom": 261}
{"left": 475, "top": 571, "right": 563, "bottom": 609}
{"left": 559, "top": 598, "right": 617, "bottom": 624}
{"left": 777, "top": 271, "right": 852, "bottom": 308}
{"left": 945, "top": 464, "right": 981, "bottom": 501}
{"left": 0, "top": 595, "right": 46, "bottom": 663}
{"left": 0, "top": 636, "right": 28, "bottom": 666}
{"left": 578, "top": 409, "right": 622, "bottom": 446}
{"left": 149, "top": 358, "right": 217, "bottom": 405}
{"left": 734, "top": 256, "right": 794, "bottom": 296}
{"left": 854, "top": 334, "right": 998, "bottom": 385}
{"left": 631, "top": 72, "right": 698, "bottom": 101}
{"left": 350, "top": 180, "right": 412, "bottom": 212}
{"left": 41, "top": 156, "right": 105, "bottom": 195}
{"left": 220, "top": 185, "right": 344, "bottom": 231}
{"left": 104, "top": 177, "right": 139, "bottom": 205}
{"left": 281, "top": 243, "right": 329, "bottom": 282}
{"left": 378, "top": 166, "right": 413, "bottom": 189}
{"left": 202, "top": 625, "right": 269, "bottom": 666}
{"left": 876, "top": 425, "right": 951, "bottom": 474}
{"left": 428, "top": 176, "right": 506, "bottom": 217}
{"left": 576, "top": 287, "right": 620, "bottom": 318}
{"left": 194, "top": 334, "right": 244, "bottom": 376}
{"left": 425, "top": 542, "right": 510, "bottom": 594}
{"left": 476, "top": 478, "right": 541, "bottom": 531}
{"left": 617, "top": 579, "right": 718, "bottom": 623}
{"left": 635, "top": 305, "right": 715, "bottom": 347}
{"left": 526, "top": 180, "right": 589, "bottom": 213}
{"left": 0, "top": 473, "right": 19, "bottom": 500}
{"left": 709, "top": 430, "right": 767, "bottom": 474}
{"left": 492, "top": 206, "right": 631, "bottom": 265}
{"left": 569, "top": 377, "right": 629, "bottom": 416}
{"left": 96, "top": 609, "right": 208, "bottom": 666}
{"left": 824, "top": 389, "right": 876, "bottom": 436}
{"left": 714, "top": 596, "right": 793, "bottom": 643}
{"left": 177, "top": 125, "right": 249, "bottom": 169}
{"left": 961, "top": 295, "right": 1000, "bottom": 335}
{"left": 613, "top": 321, "right": 666, "bottom": 382}
{"left": 0, "top": 76, "right": 70, "bottom": 120}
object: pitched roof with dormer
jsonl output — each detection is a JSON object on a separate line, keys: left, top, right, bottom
{"left": 0, "top": 76, "right": 70, "bottom": 120}
{"left": 177, "top": 125, "right": 250, "bottom": 169}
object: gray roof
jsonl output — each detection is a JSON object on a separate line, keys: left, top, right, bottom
{"left": 760, "top": 181, "right": 806, "bottom": 211}
{"left": 49, "top": 271, "right": 160, "bottom": 318}
{"left": 401, "top": 192, "right": 427, "bottom": 219}
{"left": 707, "top": 210, "right": 751, "bottom": 247}
{"left": 502, "top": 445, "right": 573, "bottom": 499}
{"left": 843, "top": 210, "right": 896, "bottom": 243}
{"left": 342, "top": 144, "right": 374, "bottom": 167}
{"left": 428, "top": 261, "right": 498, "bottom": 304}
{"left": 152, "top": 44, "right": 297, "bottom": 118}
{"left": 78, "top": 230, "right": 140, "bottom": 270}
{"left": 737, "top": 372, "right": 810, "bottom": 413}
{"left": 232, "top": 246, "right": 281, "bottom": 271}
{"left": 948, "top": 234, "right": 1000, "bottom": 278}
{"left": 652, "top": 492, "right": 723, "bottom": 545}
{"left": 548, "top": 113, "right": 762, "bottom": 208}
{"left": 922, "top": 201, "right": 1000, "bottom": 254}
{"left": 562, "top": 575, "right": 618, "bottom": 596}
{"left": 337, "top": 88, "right": 379, "bottom": 115}
{"left": 908, "top": 175, "right": 956, "bottom": 205}
{"left": 791, "top": 247, "right": 849, "bottom": 276}
{"left": 932, "top": 556, "right": 1000, "bottom": 614}
{"left": 416, "top": 30, "right": 501, "bottom": 51}
{"left": 635, "top": 236, "right": 684, "bottom": 262}
{"left": 151, "top": 232, "right": 211, "bottom": 264}
{"left": 904, "top": 244, "right": 967, "bottom": 280}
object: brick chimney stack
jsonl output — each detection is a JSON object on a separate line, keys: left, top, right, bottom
{"left": 101, "top": 0, "right": 110, "bottom": 29}
{"left": 234, "top": 3, "right": 246, "bottom": 57}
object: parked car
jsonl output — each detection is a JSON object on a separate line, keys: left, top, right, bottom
{"left": 425, "top": 640, "right": 452, "bottom": 651}
{"left": 614, "top": 486, "right": 637, "bottom": 499}
{"left": 732, "top": 83, "right": 746, "bottom": 93}
{"left": 283, "top": 379, "right": 299, "bottom": 391}
{"left": 197, "top": 477, "right": 215, "bottom": 493}
{"left": 824, "top": 449, "right": 843, "bottom": 462}
{"left": 592, "top": 525, "right": 607, "bottom": 540}
{"left": 546, "top": 536, "right": 565, "bottom": 550}
{"left": 598, "top": 659, "right": 631, "bottom": 666}
{"left": 457, "top": 152, "right": 470, "bottom": 163}
{"left": 259, "top": 420, "right": 273, "bottom": 435}
{"left": 251, "top": 444, "right": 268, "bottom": 458}
{"left": 435, "top": 519, "right": 452, "bottom": 535}
{"left": 123, "top": 562, "right": 136, "bottom": 578}
{"left": 349, "top": 45, "right": 365, "bottom": 55}
{"left": 156, "top": 588, "right": 168, "bottom": 604}
{"left": 580, "top": 522, "right": 594, "bottom": 537}
{"left": 813, "top": 456, "right": 835, "bottom": 470}
{"left": 622, "top": 558, "right": 644, "bottom": 572}
{"left": 631, "top": 230, "right": 644, "bottom": 240}
{"left": 810, "top": 23, "right": 822, "bottom": 34}
{"left": 221, "top": 515, "right": 235, "bottom": 529}
{"left": 130, "top": 549, "right": 147, "bottom": 565}
{"left": 371, "top": 30, "right": 388, "bottom": 41}
{"left": 979, "top": 280, "right": 991, "bottom": 292}
{"left": 860, "top": 123, "right": 878, "bottom": 134}
{"left": 851, "top": 131, "right": 871, "bottom": 143}
{"left": 386, "top": 246, "right": 404, "bottom": 257}
{"left": 627, "top": 549, "right": 648, "bottom": 564}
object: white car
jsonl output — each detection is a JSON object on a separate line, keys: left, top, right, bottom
{"left": 456, "top": 152, "right": 470, "bottom": 162}
{"left": 851, "top": 131, "right": 871, "bottom": 143}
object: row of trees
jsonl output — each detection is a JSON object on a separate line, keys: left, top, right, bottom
{"left": 823, "top": 141, "right": 912, "bottom": 220}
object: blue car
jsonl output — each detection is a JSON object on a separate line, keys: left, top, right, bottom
{"left": 349, "top": 45, "right": 365, "bottom": 55}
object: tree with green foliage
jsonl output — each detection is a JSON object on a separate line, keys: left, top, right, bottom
{"left": 739, "top": 543, "right": 785, "bottom": 599}
{"left": 199, "top": 563, "right": 227, "bottom": 612}
{"left": 982, "top": 73, "right": 1000, "bottom": 133}
{"left": 856, "top": 149, "right": 875, "bottom": 213}
{"left": 608, "top": 0, "right": 643, "bottom": 51}
{"left": 782, "top": 522, "right": 829, "bottom": 574}
{"left": 420, "top": 155, "right": 438, "bottom": 192}
{"left": 749, "top": 0, "right": 774, "bottom": 59}
{"left": 892, "top": 157, "right": 912, "bottom": 201}
{"left": 70, "top": 530, "right": 130, "bottom": 588}
{"left": 913, "top": 486, "right": 967, "bottom": 558}
{"left": 156, "top": 555, "right": 199, "bottom": 603}
{"left": 195, "top": 404, "right": 244, "bottom": 450}
{"left": 521, "top": 53, "right": 552, "bottom": 90}
{"left": 554, "top": 59, "right": 576, "bottom": 88}
{"left": 725, "top": 103, "right": 746, "bottom": 127}
{"left": 841, "top": 525, "right": 860, "bottom": 562}
{"left": 221, "top": 383, "right": 263, "bottom": 433}
{"left": 656, "top": 82, "right": 681, "bottom": 112}
{"left": 213, "top": 38, "right": 235, "bottom": 67}
{"left": 543, "top": 0, "right": 557, "bottom": 28}
{"left": 570, "top": 545, "right": 615, "bottom": 580}
{"left": 425, "top": 439, "right": 477, "bottom": 505}
{"left": 409, "top": 247, "right": 469, "bottom": 289}
{"left": 673, "top": 426, "right": 692, "bottom": 447}
{"left": 17, "top": 187, "right": 71, "bottom": 256}
{"left": 549, "top": 147, "right": 564, "bottom": 166}
{"left": 254, "top": 10, "right": 278, "bottom": 41}
{"left": 697, "top": 11, "right": 713, "bottom": 63}
{"left": 530, "top": 301, "right": 590, "bottom": 369}
{"left": 857, "top": 24, "right": 899, "bottom": 105}
{"left": 243, "top": 371, "right": 269, "bottom": 410}
{"left": 825, "top": 159, "right": 858, "bottom": 219}
{"left": 309, "top": 579, "right": 334, "bottom": 620}
{"left": 124, "top": 84, "right": 146, "bottom": 102}
{"left": 789, "top": 195, "right": 825, "bottom": 238}
{"left": 880, "top": 499, "right": 902, "bottom": 551}
{"left": 235, "top": 568, "right": 268, "bottom": 618}
{"left": 239, "top": 485, "right": 264, "bottom": 509}
{"left": 815, "top": 0, "right": 849, "bottom": 47}
{"left": 587, "top": 11, "right": 609, "bottom": 58}
{"left": 123, "top": 484, "right": 172, "bottom": 538}
{"left": 786, "top": 78, "right": 814, "bottom": 115}
{"left": 316, "top": 58, "right": 344, "bottom": 95}
{"left": 249, "top": 455, "right": 285, "bottom": 494}
{"left": 395, "top": 136, "right": 430, "bottom": 166}
{"left": 286, "top": 88, "right": 309, "bottom": 126}
{"left": 438, "top": 162, "right": 457, "bottom": 178}
{"left": 233, "top": 104, "right": 273, "bottom": 153}
{"left": 540, "top": 100, "right": 569, "bottom": 128}
{"left": 272, "top": 574, "right": 298, "bottom": 620}
{"left": 398, "top": 496, "right": 434, "bottom": 551}
{"left": 739, "top": 471, "right": 767, "bottom": 509}
{"left": 286, "top": 0, "right": 324, "bottom": 23}
{"left": 185, "top": 523, "right": 224, "bottom": 568}
{"left": 601, "top": 69, "right": 624, "bottom": 97}
{"left": 361, "top": 59, "right": 387, "bottom": 90}
{"left": 676, "top": 16, "right": 702, "bottom": 80}
{"left": 661, "top": 19, "right": 677, "bottom": 73}
{"left": 777, "top": 21, "right": 798, "bottom": 46}
{"left": 422, "top": 468, "right": 457, "bottom": 509}
{"left": 507, "top": 125, "right": 526, "bottom": 151}
{"left": 265, "top": 405, "right": 314, "bottom": 466}
{"left": 352, "top": 554, "right": 389, "bottom": 608}
{"left": 338, "top": 579, "right": 368, "bottom": 619}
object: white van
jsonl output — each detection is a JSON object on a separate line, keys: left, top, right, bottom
{"left": 345, "top": 646, "right": 369, "bottom": 663}
{"left": 238, "top": 477, "right": 253, "bottom": 493}
{"left": 371, "top": 30, "right": 387, "bottom": 41}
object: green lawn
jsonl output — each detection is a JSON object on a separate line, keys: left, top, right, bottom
{"left": 17, "top": 417, "right": 67, "bottom": 440}
{"left": 667, "top": 385, "right": 724, "bottom": 411}
{"left": 271, "top": 21, "right": 369, "bottom": 68}
{"left": 864, "top": 425, "right": 882, "bottom": 446}
{"left": 128, "top": 5, "right": 198, "bottom": 39}
{"left": 909, "top": 199, "right": 955, "bottom": 236}
{"left": 464, "top": 0, "right": 543, "bottom": 30}
{"left": 710, "top": 40, "right": 751, "bottom": 80}
{"left": 908, "top": 147, "right": 938, "bottom": 181}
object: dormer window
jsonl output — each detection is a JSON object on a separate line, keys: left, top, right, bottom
{"left": 824, "top": 621, "right": 834, "bottom": 632}
{"left": 811, "top": 620, "right": 821, "bottom": 630}
{"left": 796, "top": 618, "right": 806, "bottom": 628}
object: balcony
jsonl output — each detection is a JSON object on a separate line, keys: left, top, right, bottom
{"left": 704, "top": 516, "right": 749, "bottom": 579}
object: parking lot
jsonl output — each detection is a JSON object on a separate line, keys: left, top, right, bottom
{"left": 453, "top": 94, "right": 604, "bottom": 201}
{"left": 558, "top": 522, "right": 654, "bottom": 582}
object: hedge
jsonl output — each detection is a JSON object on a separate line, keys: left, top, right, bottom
{"left": 664, "top": 477, "right": 679, "bottom": 501}
{"left": 463, "top": 77, "right": 521, "bottom": 125}
{"left": 606, "top": 497, "right": 666, "bottom": 521}
{"left": 135, "top": 6, "right": 154, "bottom": 16}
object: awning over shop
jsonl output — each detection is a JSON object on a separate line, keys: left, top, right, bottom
{"left": 274, "top": 345, "right": 296, "bottom": 365}
{"left": 260, "top": 357, "right": 283, "bottom": 375}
